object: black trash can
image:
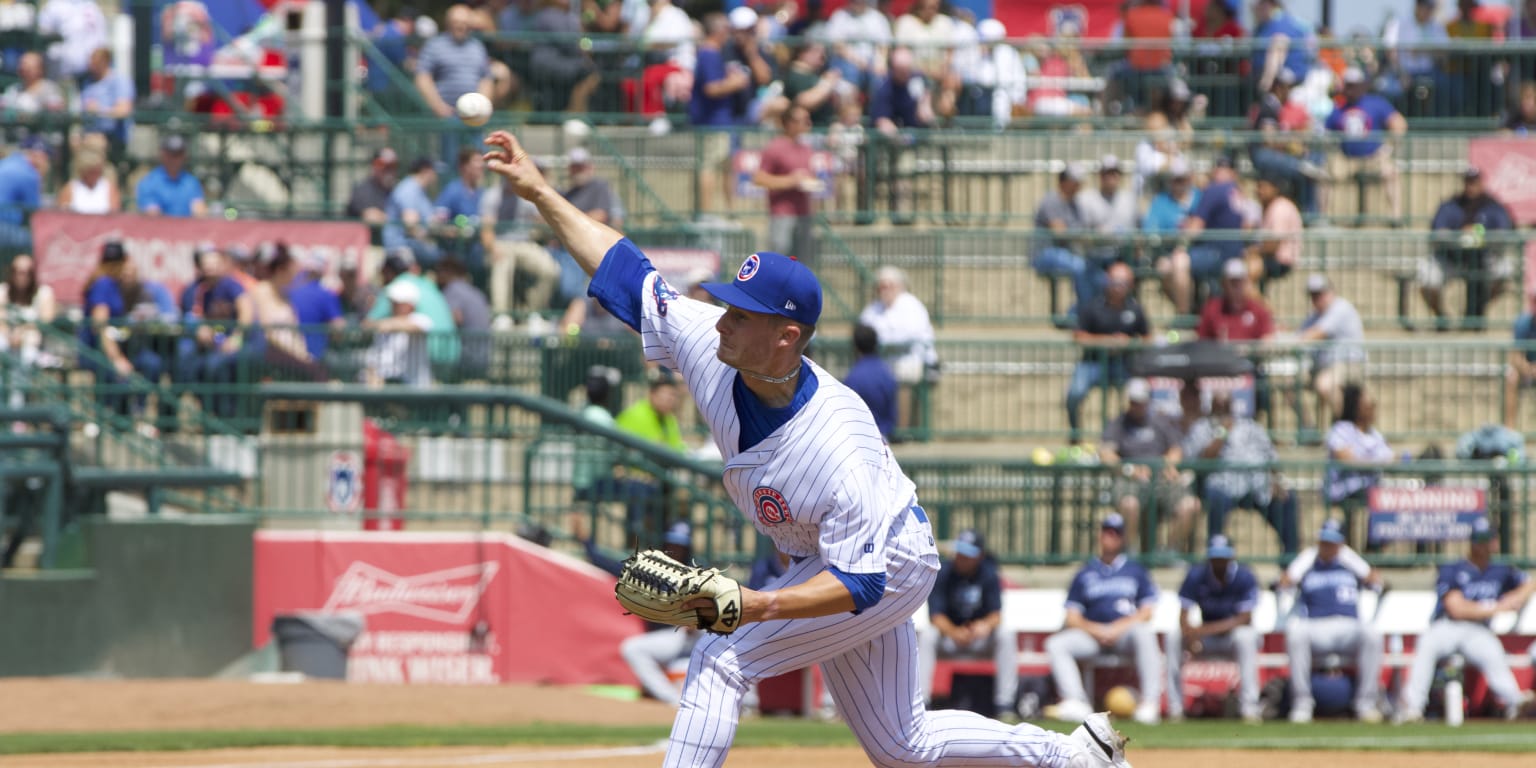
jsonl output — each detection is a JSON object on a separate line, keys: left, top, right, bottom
{"left": 271, "top": 612, "right": 366, "bottom": 679}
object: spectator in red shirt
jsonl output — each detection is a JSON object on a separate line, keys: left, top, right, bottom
{"left": 1197, "top": 258, "right": 1276, "bottom": 342}
{"left": 752, "top": 104, "right": 819, "bottom": 265}
{"left": 1196, "top": 0, "right": 1245, "bottom": 38}
{"left": 1116, "top": 0, "right": 1176, "bottom": 112}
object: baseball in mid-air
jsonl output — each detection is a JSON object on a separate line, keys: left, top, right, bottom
{"left": 456, "top": 92, "right": 492, "bottom": 127}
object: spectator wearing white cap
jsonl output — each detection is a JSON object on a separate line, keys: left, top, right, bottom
{"left": 1324, "top": 66, "right": 1406, "bottom": 222}
{"left": 950, "top": 18, "right": 1027, "bottom": 129}
{"left": 917, "top": 529, "right": 1019, "bottom": 721}
{"left": 364, "top": 278, "right": 435, "bottom": 387}
{"left": 1100, "top": 377, "right": 1201, "bottom": 554}
{"left": 1296, "top": 274, "right": 1364, "bottom": 422}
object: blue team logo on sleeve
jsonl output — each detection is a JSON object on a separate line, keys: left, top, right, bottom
{"left": 737, "top": 254, "right": 761, "bottom": 282}
{"left": 753, "top": 486, "right": 792, "bottom": 525}
{"left": 652, "top": 277, "right": 680, "bottom": 317}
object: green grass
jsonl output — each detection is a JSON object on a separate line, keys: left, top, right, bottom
{"left": 3, "top": 718, "right": 1535, "bottom": 755}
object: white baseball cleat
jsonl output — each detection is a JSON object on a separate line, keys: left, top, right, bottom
{"left": 1132, "top": 702, "right": 1160, "bottom": 726}
{"left": 1069, "top": 712, "right": 1132, "bottom": 768}
{"left": 1044, "top": 698, "right": 1094, "bottom": 723}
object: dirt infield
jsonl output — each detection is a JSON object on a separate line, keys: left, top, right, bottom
{"left": 1, "top": 680, "right": 1525, "bottom": 768}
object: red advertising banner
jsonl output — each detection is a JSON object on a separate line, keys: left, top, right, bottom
{"left": 30, "top": 212, "right": 371, "bottom": 308}
{"left": 1468, "top": 138, "right": 1536, "bottom": 297}
{"left": 253, "top": 531, "right": 643, "bottom": 685}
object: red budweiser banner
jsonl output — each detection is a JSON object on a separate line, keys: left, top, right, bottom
{"left": 30, "top": 212, "right": 371, "bottom": 308}
{"left": 1469, "top": 138, "right": 1536, "bottom": 226}
{"left": 253, "top": 531, "right": 643, "bottom": 685}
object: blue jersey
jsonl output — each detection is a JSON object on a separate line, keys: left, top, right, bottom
{"left": 1432, "top": 561, "right": 1529, "bottom": 623}
{"left": 1065, "top": 555, "right": 1158, "bottom": 624}
{"left": 1296, "top": 557, "right": 1366, "bottom": 619}
{"left": 1178, "top": 560, "right": 1259, "bottom": 623}
{"left": 929, "top": 556, "right": 1003, "bottom": 626}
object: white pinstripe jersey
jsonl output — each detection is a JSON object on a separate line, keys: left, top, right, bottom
{"left": 636, "top": 269, "right": 927, "bottom": 574}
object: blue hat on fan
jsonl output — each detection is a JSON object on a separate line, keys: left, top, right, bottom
{"left": 703, "top": 252, "right": 823, "bottom": 327}
{"left": 1207, "top": 534, "right": 1235, "bottom": 559}
{"left": 664, "top": 521, "right": 692, "bottom": 548}
{"left": 953, "top": 529, "right": 985, "bottom": 559}
{"left": 1318, "top": 518, "right": 1346, "bottom": 544}
{"left": 1101, "top": 513, "right": 1126, "bottom": 533}
{"left": 1469, "top": 517, "right": 1495, "bottom": 543}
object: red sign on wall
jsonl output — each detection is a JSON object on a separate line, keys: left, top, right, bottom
{"left": 253, "top": 531, "right": 643, "bottom": 685}
{"left": 30, "top": 212, "right": 371, "bottom": 308}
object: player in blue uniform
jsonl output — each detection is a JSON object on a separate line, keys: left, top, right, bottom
{"left": 1281, "top": 518, "right": 1385, "bottom": 723}
{"left": 482, "top": 132, "right": 1134, "bottom": 768}
{"left": 1044, "top": 513, "right": 1164, "bottom": 725}
{"left": 1397, "top": 518, "right": 1536, "bottom": 722}
{"left": 1166, "top": 534, "right": 1262, "bottom": 722}
{"left": 918, "top": 529, "right": 1020, "bottom": 720}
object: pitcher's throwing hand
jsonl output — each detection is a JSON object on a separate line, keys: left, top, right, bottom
{"left": 483, "top": 131, "right": 546, "bottom": 198}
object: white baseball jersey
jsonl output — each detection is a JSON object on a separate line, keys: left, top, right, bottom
{"left": 591, "top": 241, "right": 1089, "bottom": 768}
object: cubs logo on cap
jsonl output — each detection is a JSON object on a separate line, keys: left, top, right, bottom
{"left": 703, "top": 251, "right": 823, "bottom": 326}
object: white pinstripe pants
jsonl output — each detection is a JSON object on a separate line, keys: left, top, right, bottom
{"left": 664, "top": 513, "right": 1079, "bottom": 768}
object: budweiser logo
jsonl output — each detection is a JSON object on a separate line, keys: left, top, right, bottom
{"left": 1487, "top": 154, "right": 1536, "bottom": 203}
{"left": 321, "top": 561, "right": 500, "bottom": 623}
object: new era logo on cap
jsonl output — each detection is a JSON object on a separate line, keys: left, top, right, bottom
{"left": 704, "top": 251, "right": 822, "bottom": 327}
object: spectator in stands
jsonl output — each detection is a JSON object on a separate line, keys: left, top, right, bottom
{"left": 918, "top": 529, "right": 1018, "bottom": 721}
{"left": 1252, "top": 0, "right": 1313, "bottom": 91}
{"left": 870, "top": 46, "right": 937, "bottom": 137}
{"left": 825, "top": 0, "right": 891, "bottom": 90}
{"left": 564, "top": 148, "right": 623, "bottom": 228}
{"left": 726, "top": 6, "right": 783, "bottom": 120}
{"left": 1196, "top": 0, "right": 1244, "bottom": 39}
{"left": 1079, "top": 155, "right": 1138, "bottom": 266}
{"left": 782, "top": 43, "right": 841, "bottom": 127}
{"left": 434, "top": 147, "right": 486, "bottom": 276}
{"left": 1135, "top": 79, "right": 1200, "bottom": 186}
{"left": 0, "top": 51, "right": 64, "bottom": 116}
{"left": 287, "top": 252, "right": 345, "bottom": 364}
{"left": 337, "top": 256, "right": 376, "bottom": 320}
{"left": 364, "top": 279, "right": 436, "bottom": 387}
{"left": 859, "top": 265, "right": 938, "bottom": 404}
{"left": 248, "top": 245, "right": 325, "bottom": 381}
{"left": 1446, "top": 0, "right": 1498, "bottom": 116}
{"left": 1044, "top": 512, "right": 1163, "bottom": 725}
{"left": 383, "top": 157, "right": 443, "bottom": 270}
{"left": 226, "top": 245, "right": 259, "bottom": 291}
{"left": 480, "top": 170, "right": 561, "bottom": 316}
{"left": 1279, "top": 519, "right": 1385, "bottom": 723}
{"left": 689, "top": 12, "right": 752, "bottom": 215}
{"left": 1143, "top": 157, "right": 1200, "bottom": 236}
{"left": 845, "top": 323, "right": 898, "bottom": 442}
{"left": 0, "top": 136, "right": 49, "bottom": 251}
{"left": 527, "top": 0, "right": 601, "bottom": 113}
{"left": 1422, "top": 166, "right": 1515, "bottom": 331}
{"left": 1033, "top": 167, "right": 1095, "bottom": 314}
{"left": 136, "top": 135, "right": 207, "bottom": 218}
{"left": 78, "top": 47, "right": 133, "bottom": 149}
{"left": 1397, "top": 517, "right": 1536, "bottom": 723}
{"left": 1026, "top": 35, "right": 1095, "bottom": 118}
{"left": 894, "top": 0, "right": 956, "bottom": 83}
{"left": 753, "top": 105, "right": 818, "bottom": 264}
{"left": 82, "top": 242, "right": 166, "bottom": 419}
{"left": 1248, "top": 69, "right": 1325, "bottom": 214}
{"left": 1198, "top": 254, "right": 1275, "bottom": 344}
{"left": 416, "top": 4, "right": 492, "bottom": 159}
{"left": 1389, "top": 0, "right": 1450, "bottom": 114}
{"left": 952, "top": 19, "right": 1027, "bottom": 129}
{"left": 37, "top": 0, "right": 106, "bottom": 84}
{"left": 614, "top": 372, "right": 687, "bottom": 535}
{"left": 1066, "top": 261, "right": 1149, "bottom": 441}
{"left": 1166, "top": 534, "right": 1263, "bottom": 723}
{"left": 1099, "top": 378, "right": 1200, "bottom": 554}
{"left": 1186, "top": 389, "right": 1299, "bottom": 555}
{"left": 175, "top": 248, "right": 254, "bottom": 419}
{"left": 1324, "top": 382, "right": 1395, "bottom": 540}
{"left": 1244, "top": 175, "right": 1302, "bottom": 284}
{"left": 1115, "top": 0, "right": 1176, "bottom": 112}
{"left": 56, "top": 143, "right": 117, "bottom": 215}
{"left": 1292, "top": 274, "right": 1364, "bottom": 419}
{"left": 1503, "top": 82, "right": 1536, "bottom": 134}
{"left": 1325, "top": 67, "right": 1407, "bottom": 222}
{"left": 434, "top": 256, "right": 491, "bottom": 380}
{"left": 1505, "top": 286, "right": 1536, "bottom": 428}
{"left": 0, "top": 254, "right": 56, "bottom": 406}
{"left": 369, "top": 251, "right": 459, "bottom": 368}
{"left": 1168, "top": 158, "right": 1253, "bottom": 315}
{"left": 347, "top": 148, "right": 399, "bottom": 228}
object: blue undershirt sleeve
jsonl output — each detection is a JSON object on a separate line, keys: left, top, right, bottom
{"left": 829, "top": 566, "right": 886, "bottom": 613}
{"left": 587, "top": 238, "right": 657, "bottom": 334}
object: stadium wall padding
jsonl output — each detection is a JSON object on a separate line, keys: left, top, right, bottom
{"left": 0, "top": 517, "right": 255, "bottom": 677}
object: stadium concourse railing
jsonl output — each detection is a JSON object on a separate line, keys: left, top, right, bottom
{"left": 820, "top": 228, "right": 1529, "bottom": 331}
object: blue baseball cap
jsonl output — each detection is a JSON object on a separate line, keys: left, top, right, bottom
{"left": 664, "top": 521, "right": 692, "bottom": 548}
{"left": 953, "top": 529, "right": 984, "bottom": 559}
{"left": 1470, "top": 517, "right": 1495, "bottom": 543}
{"left": 1101, "top": 513, "right": 1126, "bottom": 533}
{"left": 702, "top": 252, "right": 822, "bottom": 327}
{"left": 1318, "top": 518, "right": 1346, "bottom": 544}
{"left": 1207, "top": 534, "right": 1235, "bottom": 559}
